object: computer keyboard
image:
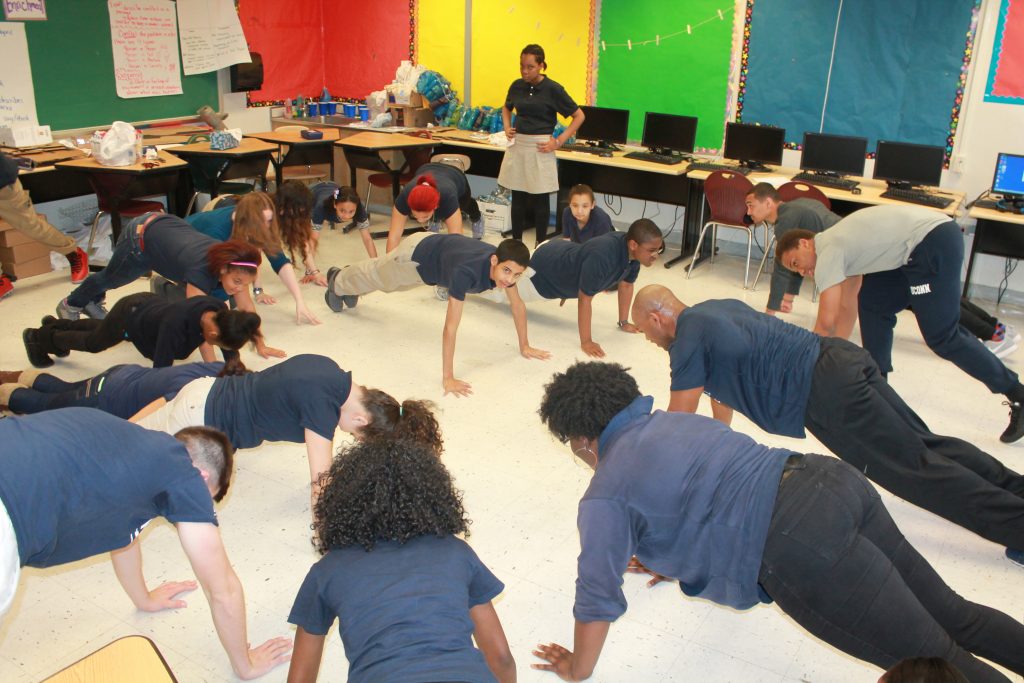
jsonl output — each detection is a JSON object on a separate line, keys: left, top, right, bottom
{"left": 880, "top": 188, "right": 954, "bottom": 209}
{"left": 561, "top": 143, "right": 609, "bottom": 154}
{"left": 686, "top": 162, "right": 751, "bottom": 176}
{"left": 623, "top": 151, "right": 686, "bottom": 165}
{"left": 791, "top": 171, "right": 860, "bottom": 192}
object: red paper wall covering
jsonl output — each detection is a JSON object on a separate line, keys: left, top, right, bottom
{"left": 239, "top": 0, "right": 410, "bottom": 102}
{"left": 991, "top": 0, "right": 1024, "bottom": 99}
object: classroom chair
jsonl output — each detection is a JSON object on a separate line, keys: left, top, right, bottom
{"left": 750, "top": 181, "right": 831, "bottom": 290}
{"left": 85, "top": 174, "right": 165, "bottom": 258}
{"left": 181, "top": 133, "right": 258, "bottom": 215}
{"left": 365, "top": 146, "right": 433, "bottom": 209}
{"left": 431, "top": 153, "right": 471, "bottom": 173}
{"left": 266, "top": 125, "right": 329, "bottom": 186}
{"left": 686, "top": 171, "right": 759, "bottom": 288}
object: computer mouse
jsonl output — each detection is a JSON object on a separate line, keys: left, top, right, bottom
{"left": 598, "top": 151, "right": 613, "bottom": 158}
{"left": 851, "top": 187, "right": 862, "bottom": 195}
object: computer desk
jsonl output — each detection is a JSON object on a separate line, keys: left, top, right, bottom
{"left": 964, "top": 203, "right": 1024, "bottom": 297}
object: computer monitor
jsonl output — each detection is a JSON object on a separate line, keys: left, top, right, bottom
{"left": 576, "top": 106, "right": 629, "bottom": 148}
{"left": 873, "top": 140, "right": 944, "bottom": 188}
{"left": 723, "top": 122, "right": 785, "bottom": 169}
{"left": 800, "top": 132, "right": 867, "bottom": 177}
{"left": 641, "top": 112, "right": 698, "bottom": 155}
{"left": 992, "top": 152, "right": 1024, "bottom": 205}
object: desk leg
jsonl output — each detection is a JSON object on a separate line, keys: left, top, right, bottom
{"left": 665, "top": 179, "right": 706, "bottom": 268}
{"left": 963, "top": 222, "right": 982, "bottom": 298}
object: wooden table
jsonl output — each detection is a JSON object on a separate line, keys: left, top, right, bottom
{"left": 249, "top": 128, "right": 340, "bottom": 183}
{"left": 42, "top": 635, "right": 176, "bottom": 682}
{"left": 168, "top": 137, "right": 276, "bottom": 197}
{"left": 55, "top": 150, "right": 187, "bottom": 242}
{"left": 334, "top": 131, "right": 437, "bottom": 193}
{"left": 964, "top": 202, "right": 1024, "bottom": 297}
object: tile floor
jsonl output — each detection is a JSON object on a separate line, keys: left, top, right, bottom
{"left": 1, "top": 222, "right": 1022, "bottom": 682}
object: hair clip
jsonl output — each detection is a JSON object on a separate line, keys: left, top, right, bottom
{"left": 229, "top": 261, "right": 258, "bottom": 267}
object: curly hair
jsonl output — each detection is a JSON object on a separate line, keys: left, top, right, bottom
{"left": 312, "top": 439, "right": 469, "bottom": 553}
{"left": 360, "top": 389, "right": 443, "bottom": 455}
{"left": 538, "top": 361, "right": 640, "bottom": 443}
{"left": 276, "top": 180, "right": 314, "bottom": 263}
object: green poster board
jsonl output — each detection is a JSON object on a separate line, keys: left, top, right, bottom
{"left": 595, "top": 0, "right": 733, "bottom": 150}
{"left": 20, "top": 0, "right": 218, "bottom": 131}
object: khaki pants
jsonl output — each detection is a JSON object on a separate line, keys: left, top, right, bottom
{"left": 332, "top": 232, "right": 430, "bottom": 296}
{"left": 135, "top": 376, "right": 215, "bottom": 434}
{"left": 0, "top": 180, "right": 76, "bottom": 255}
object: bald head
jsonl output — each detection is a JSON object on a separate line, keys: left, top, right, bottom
{"left": 631, "top": 285, "right": 687, "bottom": 351}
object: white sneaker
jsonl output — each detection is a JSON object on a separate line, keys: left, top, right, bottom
{"left": 1005, "top": 324, "right": 1022, "bottom": 344}
{"left": 985, "top": 337, "right": 1019, "bottom": 359}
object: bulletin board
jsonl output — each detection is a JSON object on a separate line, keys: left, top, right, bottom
{"left": 20, "top": 0, "right": 218, "bottom": 131}
{"left": 417, "top": 0, "right": 466, "bottom": 98}
{"left": 470, "top": 1, "right": 591, "bottom": 113}
{"left": 985, "top": 0, "right": 1024, "bottom": 104}
{"left": 594, "top": 0, "right": 735, "bottom": 150}
{"left": 740, "top": 0, "right": 978, "bottom": 155}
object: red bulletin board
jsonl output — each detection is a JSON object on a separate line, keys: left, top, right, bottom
{"left": 239, "top": 0, "right": 410, "bottom": 102}
{"left": 988, "top": 0, "right": 1024, "bottom": 101}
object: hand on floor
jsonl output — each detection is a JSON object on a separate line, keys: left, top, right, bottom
{"left": 139, "top": 579, "right": 198, "bottom": 612}
{"left": 443, "top": 377, "right": 473, "bottom": 397}
{"left": 520, "top": 345, "right": 552, "bottom": 360}
{"left": 581, "top": 341, "right": 605, "bottom": 358}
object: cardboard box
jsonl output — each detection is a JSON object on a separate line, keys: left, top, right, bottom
{"left": 2, "top": 254, "right": 52, "bottom": 278}
{"left": 0, "top": 124, "right": 52, "bottom": 147}
{"left": 479, "top": 199, "right": 511, "bottom": 234}
{"left": 0, "top": 240, "right": 49, "bottom": 263}
{"left": 0, "top": 228, "right": 35, "bottom": 247}
{"left": 388, "top": 105, "right": 435, "bottom": 128}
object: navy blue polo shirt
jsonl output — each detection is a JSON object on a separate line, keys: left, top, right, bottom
{"left": 289, "top": 535, "right": 503, "bottom": 683}
{"left": 100, "top": 362, "right": 224, "bottom": 419}
{"left": 529, "top": 231, "right": 640, "bottom": 299}
{"left": 310, "top": 182, "right": 369, "bottom": 226}
{"left": 561, "top": 205, "right": 613, "bottom": 243}
{"left": 141, "top": 215, "right": 222, "bottom": 295}
{"left": 394, "top": 163, "right": 467, "bottom": 221}
{"left": 0, "top": 409, "right": 217, "bottom": 568}
{"left": 187, "top": 206, "right": 290, "bottom": 273}
{"left": 574, "top": 396, "right": 790, "bottom": 621}
{"left": 504, "top": 76, "right": 578, "bottom": 135}
{"left": 204, "top": 354, "right": 351, "bottom": 448}
{"left": 411, "top": 234, "right": 496, "bottom": 301}
{"left": 669, "top": 299, "right": 820, "bottom": 438}
{"left": 124, "top": 293, "right": 235, "bottom": 368}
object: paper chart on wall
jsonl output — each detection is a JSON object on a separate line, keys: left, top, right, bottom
{"left": 176, "top": 0, "right": 250, "bottom": 75}
{"left": 108, "top": 0, "right": 183, "bottom": 98}
{"left": 0, "top": 22, "right": 39, "bottom": 126}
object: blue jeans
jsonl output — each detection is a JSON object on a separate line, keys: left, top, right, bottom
{"left": 759, "top": 454, "right": 1024, "bottom": 682}
{"left": 66, "top": 213, "right": 158, "bottom": 308}
{"left": 858, "top": 221, "right": 1018, "bottom": 394}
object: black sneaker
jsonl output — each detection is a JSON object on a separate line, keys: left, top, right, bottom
{"left": 22, "top": 329, "right": 54, "bottom": 368}
{"left": 325, "top": 267, "right": 344, "bottom": 313}
{"left": 39, "top": 317, "right": 70, "bottom": 357}
{"left": 342, "top": 294, "right": 359, "bottom": 308}
{"left": 1001, "top": 401, "right": 1024, "bottom": 443}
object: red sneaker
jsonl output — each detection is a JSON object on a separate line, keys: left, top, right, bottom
{"left": 0, "top": 275, "right": 12, "bottom": 300}
{"left": 66, "top": 247, "right": 89, "bottom": 284}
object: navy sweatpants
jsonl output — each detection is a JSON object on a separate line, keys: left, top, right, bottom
{"left": 858, "top": 221, "right": 1018, "bottom": 394}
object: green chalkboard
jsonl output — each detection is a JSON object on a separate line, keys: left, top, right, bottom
{"left": 595, "top": 0, "right": 733, "bottom": 151}
{"left": 21, "top": 0, "right": 218, "bottom": 131}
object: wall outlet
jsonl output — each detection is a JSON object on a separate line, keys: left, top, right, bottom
{"left": 950, "top": 153, "right": 968, "bottom": 173}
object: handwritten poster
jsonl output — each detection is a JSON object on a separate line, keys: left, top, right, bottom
{"left": 4, "top": 0, "right": 47, "bottom": 21}
{"left": 108, "top": 0, "right": 182, "bottom": 98}
{"left": 177, "top": 0, "right": 250, "bottom": 75}
{"left": 0, "top": 22, "right": 38, "bottom": 126}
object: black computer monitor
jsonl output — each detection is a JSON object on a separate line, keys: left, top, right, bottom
{"left": 873, "top": 140, "right": 944, "bottom": 188}
{"left": 641, "top": 112, "right": 698, "bottom": 155}
{"left": 576, "top": 106, "right": 629, "bottom": 148}
{"left": 800, "top": 132, "right": 867, "bottom": 177}
{"left": 723, "top": 122, "right": 785, "bottom": 169}
{"left": 992, "top": 152, "right": 1024, "bottom": 205}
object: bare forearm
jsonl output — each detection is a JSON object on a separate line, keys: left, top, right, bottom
{"left": 441, "top": 325, "right": 458, "bottom": 380}
{"left": 205, "top": 576, "right": 253, "bottom": 677}
{"left": 277, "top": 264, "right": 304, "bottom": 305}
{"left": 616, "top": 282, "right": 633, "bottom": 323}
{"left": 570, "top": 620, "right": 610, "bottom": 681}
{"left": 110, "top": 543, "right": 149, "bottom": 608}
{"left": 510, "top": 298, "right": 531, "bottom": 349}
{"left": 577, "top": 296, "right": 595, "bottom": 344}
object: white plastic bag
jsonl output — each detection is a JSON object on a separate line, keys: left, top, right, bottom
{"left": 367, "top": 90, "right": 388, "bottom": 118}
{"left": 394, "top": 60, "right": 425, "bottom": 88}
{"left": 95, "top": 121, "right": 140, "bottom": 166}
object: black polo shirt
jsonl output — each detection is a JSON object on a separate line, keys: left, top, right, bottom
{"left": 503, "top": 77, "right": 578, "bottom": 135}
{"left": 394, "top": 164, "right": 468, "bottom": 221}
{"left": 529, "top": 232, "right": 640, "bottom": 299}
{"left": 124, "top": 293, "right": 238, "bottom": 367}
{"left": 142, "top": 215, "right": 222, "bottom": 294}
{"left": 411, "top": 234, "right": 496, "bottom": 301}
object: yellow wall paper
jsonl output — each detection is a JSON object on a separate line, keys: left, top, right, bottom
{"left": 470, "top": 1, "right": 592, "bottom": 111}
{"left": 417, "top": 0, "right": 467, "bottom": 97}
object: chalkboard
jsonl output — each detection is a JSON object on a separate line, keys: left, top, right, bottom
{"left": 22, "top": 0, "right": 218, "bottom": 131}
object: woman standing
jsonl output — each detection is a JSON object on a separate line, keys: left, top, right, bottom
{"left": 499, "top": 44, "right": 585, "bottom": 246}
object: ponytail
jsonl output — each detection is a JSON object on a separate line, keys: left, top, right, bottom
{"left": 218, "top": 355, "right": 251, "bottom": 377}
{"left": 213, "top": 308, "right": 263, "bottom": 350}
{"left": 360, "top": 389, "right": 443, "bottom": 454}
{"left": 406, "top": 174, "right": 441, "bottom": 214}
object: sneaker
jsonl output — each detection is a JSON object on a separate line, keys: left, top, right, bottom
{"left": 22, "top": 329, "right": 53, "bottom": 368}
{"left": 324, "top": 266, "right": 344, "bottom": 313}
{"left": 435, "top": 286, "right": 449, "bottom": 302}
{"left": 56, "top": 297, "right": 82, "bottom": 321}
{"left": 1006, "top": 547, "right": 1024, "bottom": 567}
{"left": 1001, "top": 400, "right": 1024, "bottom": 443}
{"left": 82, "top": 300, "right": 108, "bottom": 320}
{"left": 1006, "top": 324, "right": 1022, "bottom": 345}
{"left": 66, "top": 247, "right": 89, "bottom": 283}
{"left": 985, "top": 337, "right": 1018, "bottom": 359}
{"left": 471, "top": 217, "right": 484, "bottom": 240}
{"left": 0, "top": 275, "right": 12, "bottom": 301}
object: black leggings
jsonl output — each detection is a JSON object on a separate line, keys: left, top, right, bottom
{"left": 458, "top": 189, "right": 481, "bottom": 223}
{"left": 510, "top": 190, "right": 551, "bottom": 244}
{"left": 37, "top": 292, "right": 150, "bottom": 356}
{"left": 960, "top": 297, "right": 999, "bottom": 341}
